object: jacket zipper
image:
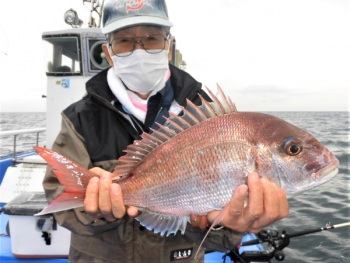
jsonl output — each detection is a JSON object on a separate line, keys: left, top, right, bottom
{"left": 129, "top": 115, "right": 144, "bottom": 133}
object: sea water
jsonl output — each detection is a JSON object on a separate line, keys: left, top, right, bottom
{"left": 0, "top": 111, "right": 349, "bottom": 263}
{"left": 0, "top": 112, "right": 46, "bottom": 157}
{"left": 266, "top": 112, "right": 350, "bottom": 263}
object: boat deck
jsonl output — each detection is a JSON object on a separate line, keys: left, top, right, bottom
{"left": 0, "top": 213, "right": 231, "bottom": 263}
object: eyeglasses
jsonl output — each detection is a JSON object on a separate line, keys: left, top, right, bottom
{"left": 109, "top": 34, "right": 170, "bottom": 57}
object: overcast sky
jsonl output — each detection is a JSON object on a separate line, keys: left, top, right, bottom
{"left": 0, "top": 0, "right": 349, "bottom": 112}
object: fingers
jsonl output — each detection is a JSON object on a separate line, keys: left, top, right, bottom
{"left": 190, "top": 214, "right": 200, "bottom": 227}
{"left": 109, "top": 182, "right": 138, "bottom": 218}
{"left": 84, "top": 168, "right": 134, "bottom": 222}
{"left": 220, "top": 184, "right": 248, "bottom": 226}
{"left": 98, "top": 172, "right": 116, "bottom": 221}
{"left": 252, "top": 178, "right": 289, "bottom": 230}
{"left": 127, "top": 206, "right": 139, "bottom": 217}
{"left": 208, "top": 172, "right": 289, "bottom": 234}
{"left": 206, "top": 184, "right": 248, "bottom": 229}
{"left": 87, "top": 167, "right": 113, "bottom": 219}
{"left": 198, "top": 215, "right": 208, "bottom": 229}
{"left": 110, "top": 183, "right": 126, "bottom": 218}
{"left": 84, "top": 177, "right": 101, "bottom": 219}
{"left": 244, "top": 173, "right": 264, "bottom": 220}
{"left": 261, "top": 178, "right": 281, "bottom": 220}
{"left": 249, "top": 178, "right": 280, "bottom": 232}
{"left": 190, "top": 215, "right": 208, "bottom": 230}
{"left": 277, "top": 185, "right": 289, "bottom": 219}
{"left": 90, "top": 167, "right": 104, "bottom": 177}
{"left": 245, "top": 175, "right": 289, "bottom": 233}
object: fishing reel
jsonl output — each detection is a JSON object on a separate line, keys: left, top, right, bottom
{"left": 222, "top": 221, "right": 350, "bottom": 263}
{"left": 223, "top": 229, "right": 290, "bottom": 263}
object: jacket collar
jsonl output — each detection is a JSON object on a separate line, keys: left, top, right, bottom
{"left": 85, "top": 64, "right": 202, "bottom": 107}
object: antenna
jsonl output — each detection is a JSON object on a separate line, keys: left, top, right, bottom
{"left": 83, "top": 0, "right": 105, "bottom": 28}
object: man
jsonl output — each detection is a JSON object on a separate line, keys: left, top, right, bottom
{"left": 43, "top": 0, "right": 289, "bottom": 262}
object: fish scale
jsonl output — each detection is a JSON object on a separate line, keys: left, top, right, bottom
{"left": 122, "top": 138, "right": 252, "bottom": 216}
{"left": 35, "top": 85, "right": 339, "bottom": 240}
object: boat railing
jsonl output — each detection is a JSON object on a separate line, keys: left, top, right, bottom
{"left": 0, "top": 128, "right": 46, "bottom": 164}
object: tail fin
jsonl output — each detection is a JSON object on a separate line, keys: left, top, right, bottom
{"left": 35, "top": 146, "right": 97, "bottom": 215}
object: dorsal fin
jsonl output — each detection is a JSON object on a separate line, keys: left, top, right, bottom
{"left": 167, "top": 112, "right": 192, "bottom": 129}
{"left": 198, "top": 94, "right": 216, "bottom": 118}
{"left": 181, "top": 106, "right": 200, "bottom": 125}
{"left": 184, "top": 100, "right": 208, "bottom": 122}
{"left": 113, "top": 85, "right": 237, "bottom": 177}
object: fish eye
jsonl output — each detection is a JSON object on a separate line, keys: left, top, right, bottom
{"left": 288, "top": 144, "right": 302, "bottom": 156}
{"left": 282, "top": 136, "right": 303, "bottom": 156}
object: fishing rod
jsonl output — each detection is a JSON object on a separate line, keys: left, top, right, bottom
{"left": 223, "top": 222, "right": 350, "bottom": 263}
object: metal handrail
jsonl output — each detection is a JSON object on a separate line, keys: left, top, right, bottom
{"left": 0, "top": 128, "right": 46, "bottom": 137}
{"left": 0, "top": 128, "right": 46, "bottom": 164}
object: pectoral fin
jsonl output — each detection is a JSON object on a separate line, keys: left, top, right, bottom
{"left": 135, "top": 210, "right": 190, "bottom": 237}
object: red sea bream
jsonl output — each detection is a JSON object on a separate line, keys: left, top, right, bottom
{"left": 35, "top": 86, "right": 339, "bottom": 238}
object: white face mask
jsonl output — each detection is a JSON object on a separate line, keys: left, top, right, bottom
{"left": 111, "top": 49, "right": 169, "bottom": 95}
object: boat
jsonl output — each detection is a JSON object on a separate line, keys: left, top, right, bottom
{"left": 0, "top": 1, "right": 263, "bottom": 262}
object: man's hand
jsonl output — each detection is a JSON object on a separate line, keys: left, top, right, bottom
{"left": 84, "top": 169, "right": 288, "bottom": 231}
{"left": 190, "top": 214, "right": 208, "bottom": 229}
{"left": 84, "top": 167, "right": 138, "bottom": 222}
{"left": 207, "top": 172, "right": 289, "bottom": 233}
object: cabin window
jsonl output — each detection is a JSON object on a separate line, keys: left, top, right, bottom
{"left": 89, "top": 40, "right": 109, "bottom": 71}
{"left": 42, "top": 35, "right": 82, "bottom": 76}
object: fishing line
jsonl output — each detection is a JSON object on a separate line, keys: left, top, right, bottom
{"left": 27, "top": 116, "right": 46, "bottom": 129}
{"left": 238, "top": 222, "right": 350, "bottom": 247}
{"left": 226, "top": 221, "right": 350, "bottom": 263}
{"left": 227, "top": 249, "right": 246, "bottom": 263}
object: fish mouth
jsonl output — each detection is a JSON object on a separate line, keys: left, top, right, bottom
{"left": 312, "top": 159, "right": 339, "bottom": 181}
